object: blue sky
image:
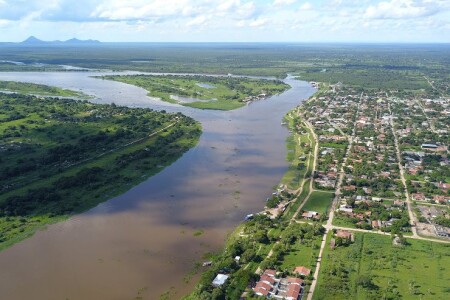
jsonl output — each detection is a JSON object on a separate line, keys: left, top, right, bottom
{"left": 0, "top": 0, "right": 449, "bottom": 42}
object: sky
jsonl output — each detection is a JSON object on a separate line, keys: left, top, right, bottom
{"left": 0, "top": 0, "right": 449, "bottom": 42}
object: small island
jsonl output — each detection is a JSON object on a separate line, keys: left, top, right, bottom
{"left": 100, "top": 74, "right": 290, "bottom": 110}
{"left": 0, "top": 80, "right": 89, "bottom": 98}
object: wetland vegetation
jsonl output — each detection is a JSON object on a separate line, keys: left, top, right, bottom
{"left": 0, "top": 80, "right": 88, "bottom": 98}
{"left": 99, "top": 74, "right": 289, "bottom": 110}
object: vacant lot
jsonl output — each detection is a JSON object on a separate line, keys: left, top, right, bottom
{"left": 302, "top": 191, "right": 334, "bottom": 214}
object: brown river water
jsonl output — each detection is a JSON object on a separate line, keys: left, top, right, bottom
{"left": 0, "top": 72, "right": 315, "bottom": 300}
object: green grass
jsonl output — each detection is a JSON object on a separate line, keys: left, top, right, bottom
{"left": 99, "top": 74, "right": 289, "bottom": 110}
{"left": 314, "top": 232, "right": 450, "bottom": 300}
{"left": 284, "top": 179, "right": 310, "bottom": 220}
{"left": 183, "top": 99, "right": 243, "bottom": 110}
{"left": 0, "top": 80, "right": 88, "bottom": 98}
{"left": 332, "top": 216, "right": 358, "bottom": 228}
{"left": 281, "top": 117, "right": 312, "bottom": 191}
{"left": 280, "top": 235, "right": 322, "bottom": 272}
{"left": 302, "top": 191, "right": 334, "bottom": 214}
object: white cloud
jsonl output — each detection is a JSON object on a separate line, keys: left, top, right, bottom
{"left": 364, "top": 0, "right": 441, "bottom": 19}
{"left": 91, "top": 0, "right": 197, "bottom": 20}
{"left": 235, "top": 20, "right": 246, "bottom": 27}
{"left": 273, "top": 0, "right": 297, "bottom": 6}
{"left": 186, "top": 15, "right": 208, "bottom": 27}
{"left": 0, "top": 19, "right": 11, "bottom": 27}
{"left": 299, "top": 2, "right": 313, "bottom": 10}
{"left": 0, "top": 0, "right": 449, "bottom": 42}
{"left": 249, "top": 18, "right": 269, "bottom": 27}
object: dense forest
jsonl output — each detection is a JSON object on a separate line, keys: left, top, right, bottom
{"left": 0, "top": 92, "right": 201, "bottom": 250}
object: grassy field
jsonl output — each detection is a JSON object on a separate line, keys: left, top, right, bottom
{"left": 99, "top": 74, "right": 289, "bottom": 110}
{"left": 302, "top": 191, "right": 334, "bottom": 214}
{"left": 284, "top": 179, "right": 310, "bottom": 220}
{"left": 314, "top": 232, "right": 450, "bottom": 300}
{"left": 280, "top": 235, "right": 322, "bottom": 271}
{"left": 0, "top": 91, "right": 201, "bottom": 251}
{"left": 0, "top": 80, "right": 88, "bottom": 98}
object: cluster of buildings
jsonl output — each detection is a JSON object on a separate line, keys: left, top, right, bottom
{"left": 253, "top": 268, "right": 309, "bottom": 300}
{"left": 300, "top": 85, "right": 448, "bottom": 235}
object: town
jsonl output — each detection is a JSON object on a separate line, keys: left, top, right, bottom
{"left": 186, "top": 80, "right": 450, "bottom": 300}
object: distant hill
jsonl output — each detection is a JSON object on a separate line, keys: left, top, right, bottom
{"left": 21, "top": 36, "right": 45, "bottom": 44}
{"left": 20, "top": 36, "right": 101, "bottom": 45}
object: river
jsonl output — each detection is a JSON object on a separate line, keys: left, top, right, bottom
{"left": 0, "top": 72, "right": 315, "bottom": 300}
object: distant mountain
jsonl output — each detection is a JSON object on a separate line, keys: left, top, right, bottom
{"left": 21, "top": 36, "right": 46, "bottom": 44}
{"left": 64, "top": 38, "right": 101, "bottom": 44}
{"left": 20, "top": 36, "right": 100, "bottom": 45}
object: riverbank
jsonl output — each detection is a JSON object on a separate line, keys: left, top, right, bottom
{"left": 182, "top": 100, "right": 323, "bottom": 299}
{"left": 0, "top": 91, "right": 201, "bottom": 252}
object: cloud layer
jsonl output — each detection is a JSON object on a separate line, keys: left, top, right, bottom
{"left": 0, "top": 0, "right": 448, "bottom": 42}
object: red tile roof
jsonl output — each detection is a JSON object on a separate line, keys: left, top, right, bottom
{"left": 260, "top": 274, "right": 276, "bottom": 285}
{"left": 286, "top": 284, "right": 301, "bottom": 299}
{"left": 254, "top": 287, "right": 270, "bottom": 296}
{"left": 336, "top": 230, "right": 353, "bottom": 239}
{"left": 293, "top": 266, "right": 311, "bottom": 276}
{"left": 286, "top": 277, "right": 303, "bottom": 285}
{"left": 263, "top": 269, "right": 276, "bottom": 277}
{"left": 255, "top": 281, "right": 273, "bottom": 292}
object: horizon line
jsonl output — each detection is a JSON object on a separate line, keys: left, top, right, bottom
{"left": 1, "top": 41, "right": 450, "bottom": 45}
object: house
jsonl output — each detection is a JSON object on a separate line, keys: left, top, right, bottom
{"left": 302, "top": 211, "right": 320, "bottom": 219}
{"left": 293, "top": 266, "right": 311, "bottom": 277}
{"left": 285, "top": 283, "right": 302, "bottom": 300}
{"left": 421, "top": 143, "right": 438, "bottom": 149}
{"left": 253, "top": 270, "right": 278, "bottom": 296}
{"left": 372, "top": 220, "right": 379, "bottom": 228}
{"left": 343, "top": 185, "right": 357, "bottom": 191}
{"left": 212, "top": 274, "right": 229, "bottom": 287}
{"left": 253, "top": 270, "right": 304, "bottom": 299}
{"left": 433, "top": 195, "right": 450, "bottom": 204}
{"left": 338, "top": 204, "right": 353, "bottom": 213}
{"left": 394, "top": 200, "right": 405, "bottom": 206}
{"left": 412, "top": 193, "right": 426, "bottom": 201}
{"left": 438, "top": 182, "right": 450, "bottom": 190}
{"left": 408, "top": 168, "right": 419, "bottom": 175}
{"left": 260, "top": 274, "right": 276, "bottom": 285}
{"left": 254, "top": 281, "right": 272, "bottom": 296}
{"left": 336, "top": 230, "right": 354, "bottom": 241}
{"left": 263, "top": 269, "right": 277, "bottom": 277}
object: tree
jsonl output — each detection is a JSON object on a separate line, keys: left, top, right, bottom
{"left": 254, "top": 230, "right": 269, "bottom": 244}
{"left": 357, "top": 274, "right": 377, "bottom": 290}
